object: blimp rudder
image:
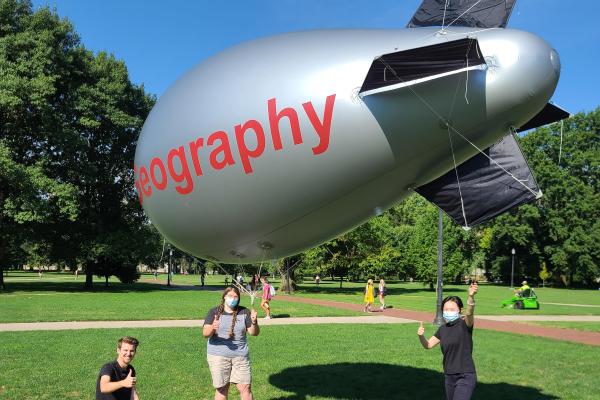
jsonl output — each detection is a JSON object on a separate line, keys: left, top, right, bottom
{"left": 134, "top": 94, "right": 336, "bottom": 205}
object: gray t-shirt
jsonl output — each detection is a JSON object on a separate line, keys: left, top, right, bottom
{"left": 204, "top": 306, "right": 252, "bottom": 357}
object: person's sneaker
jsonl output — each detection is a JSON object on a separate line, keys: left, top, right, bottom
{"left": 264, "top": 316, "right": 271, "bottom": 319}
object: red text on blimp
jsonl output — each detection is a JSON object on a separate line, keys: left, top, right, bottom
{"left": 134, "top": 94, "right": 336, "bottom": 204}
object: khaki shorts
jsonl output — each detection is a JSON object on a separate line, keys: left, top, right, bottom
{"left": 207, "top": 354, "right": 252, "bottom": 388}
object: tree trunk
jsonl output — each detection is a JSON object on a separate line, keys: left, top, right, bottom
{"left": 279, "top": 259, "right": 296, "bottom": 294}
{"left": 0, "top": 187, "right": 5, "bottom": 290}
{"left": 105, "top": 275, "right": 109, "bottom": 287}
{"left": 85, "top": 261, "right": 94, "bottom": 289}
{"left": 339, "top": 275, "right": 344, "bottom": 288}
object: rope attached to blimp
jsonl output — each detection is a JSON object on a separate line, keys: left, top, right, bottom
{"left": 441, "top": 0, "right": 486, "bottom": 33}
{"left": 375, "top": 37, "right": 541, "bottom": 229}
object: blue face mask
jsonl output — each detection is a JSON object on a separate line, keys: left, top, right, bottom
{"left": 225, "top": 297, "right": 239, "bottom": 308}
{"left": 443, "top": 311, "right": 460, "bottom": 322}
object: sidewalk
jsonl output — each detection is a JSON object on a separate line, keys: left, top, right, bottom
{"left": 275, "top": 295, "right": 600, "bottom": 346}
{"left": 0, "top": 316, "right": 412, "bottom": 332}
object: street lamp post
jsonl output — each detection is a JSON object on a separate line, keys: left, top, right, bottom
{"left": 168, "top": 246, "right": 172, "bottom": 287}
{"left": 510, "top": 248, "right": 516, "bottom": 289}
{"left": 434, "top": 209, "right": 444, "bottom": 326}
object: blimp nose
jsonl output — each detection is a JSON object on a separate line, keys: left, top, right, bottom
{"left": 478, "top": 29, "right": 560, "bottom": 122}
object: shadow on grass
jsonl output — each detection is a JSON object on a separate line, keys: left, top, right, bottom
{"left": 0, "top": 279, "right": 227, "bottom": 294}
{"left": 269, "top": 363, "right": 559, "bottom": 400}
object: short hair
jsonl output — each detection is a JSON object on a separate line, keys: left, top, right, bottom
{"left": 118, "top": 336, "right": 139, "bottom": 349}
{"left": 441, "top": 296, "right": 463, "bottom": 311}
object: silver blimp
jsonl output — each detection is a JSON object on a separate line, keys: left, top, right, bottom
{"left": 134, "top": 0, "right": 568, "bottom": 262}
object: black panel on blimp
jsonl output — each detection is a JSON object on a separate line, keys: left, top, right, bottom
{"left": 360, "top": 38, "right": 485, "bottom": 93}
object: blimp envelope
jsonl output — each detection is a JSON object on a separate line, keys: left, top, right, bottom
{"left": 134, "top": 0, "right": 568, "bottom": 263}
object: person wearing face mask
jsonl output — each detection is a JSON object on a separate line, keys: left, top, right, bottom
{"left": 203, "top": 286, "right": 259, "bottom": 400}
{"left": 417, "top": 282, "right": 478, "bottom": 400}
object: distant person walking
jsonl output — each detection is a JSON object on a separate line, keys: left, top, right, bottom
{"left": 315, "top": 274, "right": 321, "bottom": 286}
{"left": 260, "top": 276, "right": 273, "bottom": 319}
{"left": 363, "top": 279, "right": 375, "bottom": 312}
{"left": 378, "top": 278, "right": 387, "bottom": 310}
{"left": 96, "top": 336, "right": 140, "bottom": 400}
{"left": 203, "top": 286, "right": 259, "bottom": 400}
{"left": 200, "top": 264, "right": 206, "bottom": 287}
{"left": 417, "top": 282, "right": 479, "bottom": 400}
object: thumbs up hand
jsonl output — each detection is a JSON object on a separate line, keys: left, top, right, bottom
{"left": 122, "top": 369, "right": 136, "bottom": 388}
{"left": 212, "top": 314, "right": 221, "bottom": 333}
{"left": 417, "top": 321, "right": 425, "bottom": 336}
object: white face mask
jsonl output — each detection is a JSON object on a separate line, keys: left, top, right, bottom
{"left": 443, "top": 311, "right": 460, "bottom": 322}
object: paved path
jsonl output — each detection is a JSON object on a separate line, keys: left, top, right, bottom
{"left": 0, "top": 316, "right": 411, "bottom": 332}
{"left": 477, "top": 315, "right": 600, "bottom": 321}
{"left": 3, "top": 282, "right": 599, "bottom": 345}
{"left": 541, "top": 302, "right": 600, "bottom": 308}
{"left": 274, "top": 295, "right": 600, "bottom": 346}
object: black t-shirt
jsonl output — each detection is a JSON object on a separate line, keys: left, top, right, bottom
{"left": 95, "top": 361, "right": 136, "bottom": 400}
{"left": 433, "top": 318, "right": 476, "bottom": 374}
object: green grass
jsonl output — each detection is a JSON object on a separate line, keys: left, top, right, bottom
{"left": 293, "top": 278, "right": 600, "bottom": 315}
{"left": 522, "top": 321, "right": 600, "bottom": 332}
{"left": 0, "top": 272, "right": 360, "bottom": 323}
{"left": 3, "top": 272, "right": 600, "bottom": 324}
{"left": 0, "top": 324, "right": 598, "bottom": 399}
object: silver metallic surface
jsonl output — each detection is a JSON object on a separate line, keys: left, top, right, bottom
{"left": 134, "top": 27, "right": 560, "bottom": 262}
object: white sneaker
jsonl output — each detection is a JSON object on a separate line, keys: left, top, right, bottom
{"left": 264, "top": 316, "right": 271, "bottom": 319}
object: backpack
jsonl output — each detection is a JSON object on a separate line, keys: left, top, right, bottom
{"left": 269, "top": 285, "right": 276, "bottom": 297}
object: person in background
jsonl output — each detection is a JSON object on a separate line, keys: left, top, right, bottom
{"left": 378, "top": 278, "right": 387, "bottom": 310}
{"left": 515, "top": 280, "right": 531, "bottom": 296}
{"left": 363, "top": 279, "right": 375, "bottom": 312}
{"left": 260, "top": 276, "right": 273, "bottom": 319}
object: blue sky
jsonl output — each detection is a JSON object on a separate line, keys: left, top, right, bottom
{"left": 32, "top": 0, "right": 599, "bottom": 114}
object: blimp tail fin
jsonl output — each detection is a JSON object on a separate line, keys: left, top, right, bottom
{"left": 359, "top": 38, "right": 485, "bottom": 96}
{"left": 517, "top": 103, "right": 570, "bottom": 133}
{"left": 416, "top": 133, "right": 541, "bottom": 228}
{"left": 407, "top": 0, "right": 518, "bottom": 29}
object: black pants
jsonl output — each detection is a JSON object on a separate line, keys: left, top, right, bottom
{"left": 444, "top": 372, "right": 476, "bottom": 400}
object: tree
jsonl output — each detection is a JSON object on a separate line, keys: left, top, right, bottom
{"left": 488, "top": 109, "right": 599, "bottom": 287}
{"left": 0, "top": 1, "right": 158, "bottom": 288}
{"left": 539, "top": 261, "right": 551, "bottom": 287}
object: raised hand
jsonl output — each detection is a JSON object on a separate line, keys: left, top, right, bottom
{"left": 468, "top": 282, "right": 479, "bottom": 297}
{"left": 417, "top": 321, "right": 425, "bottom": 336}
{"left": 122, "top": 369, "right": 136, "bottom": 388}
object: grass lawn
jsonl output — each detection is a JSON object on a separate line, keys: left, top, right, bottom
{"left": 1, "top": 324, "right": 598, "bottom": 399}
{"left": 0, "top": 272, "right": 360, "bottom": 323}
{"left": 292, "top": 278, "right": 600, "bottom": 316}
{"left": 3, "top": 271, "right": 600, "bottom": 323}
{"left": 521, "top": 321, "right": 600, "bottom": 333}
